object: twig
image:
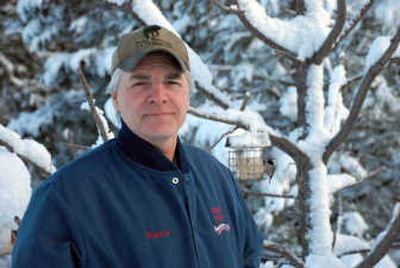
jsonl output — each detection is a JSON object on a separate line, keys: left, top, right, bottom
{"left": 337, "top": 249, "right": 370, "bottom": 258}
{"left": 263, "top": 241, "right": 305, "bottom": 268}
{"left": 78, "top": 62, "right": 110, "bottom": 142}
{"left": 323, "top": 27, "right": 400, "bottom": 163}
{"left": 243, "top": 190, "right": 295, "bottom": 199}
{"left": 239, "top": 91, "right": 251, "bottom": 111}
{"left": 356, "top": 203, "right": 400, "bottom": 268}
{"left": 210, "top": 126, "right": 238, "bottom": 149}
{"left": 333, "top": 0, "right": 375, "bottom": 52}
{"left": 212, "top": 0, "right": 240, "bottom": 14}
{"left": 339, "top": 167, "right": 385, "bottom": 192}
{"left": 308, "top": 0, "right": 346, "bottom": 64}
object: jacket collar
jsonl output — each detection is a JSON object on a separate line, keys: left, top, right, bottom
{"left": 116, "top": 120, "right": 188, "bottom": 172}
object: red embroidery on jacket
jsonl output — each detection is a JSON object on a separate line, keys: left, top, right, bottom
{"left": 211, "top": 207, "right": 224, "bottom": 222}
{"left": 146, "top": 230, "right": 171, "bottom": 240}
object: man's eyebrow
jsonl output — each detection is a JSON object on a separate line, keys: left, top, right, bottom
{"left": 165, "top": 72, "right": 184, "bottom": 80}
{"left": 129, "top": 74, "right": 150, "bottom": 80}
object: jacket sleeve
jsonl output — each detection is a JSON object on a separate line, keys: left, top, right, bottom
{"left": 231, "top": 175, "right": 264, "bottom": 268}
{"left": 11, "top": 180, "right": 83, "bottom": 268}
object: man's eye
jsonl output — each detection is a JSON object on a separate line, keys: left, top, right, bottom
{"left": 166, "top": 80, "right": 180, "bottom": 85}
{"left": 131, "top": 82, "right": 146, "bottom": 87}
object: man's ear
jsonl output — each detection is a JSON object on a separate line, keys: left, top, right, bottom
{"left": 111, "top": 90, "right": 119, "bottom": 111}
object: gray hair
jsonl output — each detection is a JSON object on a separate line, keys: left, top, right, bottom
{"left": 106, "top": 68, "right": 125, "bottom": 94}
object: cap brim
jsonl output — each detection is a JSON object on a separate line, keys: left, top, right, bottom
{"left": 118, "top": 48, "right": 188, "bottom": 73}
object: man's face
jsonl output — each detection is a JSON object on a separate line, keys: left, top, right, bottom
{"left": 111, "top": 52, "right": 190, "bottom": 145}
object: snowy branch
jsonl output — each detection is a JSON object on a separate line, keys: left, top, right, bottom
{"left": 309, "top": 0, "right": 346, "bottom": 64}
{"left": 188, "top": 107, "right": 308, "bottom": 168}
{"left": 323, "top": 27, "right": 400, "bottom": 163}
{"left": 0, "top": 125, "right": 54, "bottom": 177}
{"left": 356, "top": 203, "right": 400, "bottom": 268}
{"left": 243, "top": 190, "right": 295, "bottom": 199}
{"left": 232, "top": 0, "right": 301, "bottom": 64}
{"left": 263, "top": 241, "right": 305, "bottom": 268}
{"left": 103, "top": 1, "right": 145, "bottom": 24}
{"left": 78, "top": 64, "right": 111, "bottom": 142}
{"left": 333, "top": 0, "right": 375, "bottom": 52}
{"left": 194, "top": 81, "right": 230, "bottom": 109}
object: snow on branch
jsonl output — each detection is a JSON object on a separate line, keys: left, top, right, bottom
{"left": 188, "top": 107, "right": 309, "bottom": 166}
{"left": 0, "top": 124, "right": 55, "bottom": 177}
{"left": 323, "top": 27, "right": 400, "bottom": 163}
{"left": 263, "top": 241, "right": 305, "bottom": 268}
{"left": 309, "top": 0, "right": 346, "bottom": 64}
{"left": 355, "top": 203, "right": 400, "bottom": 268}
{"left": 231, "top": 0, "right": 300, "bottom": 63}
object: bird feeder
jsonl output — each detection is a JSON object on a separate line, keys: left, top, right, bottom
{"left": 226, "top": 129, "right": 274, "bottom": 181}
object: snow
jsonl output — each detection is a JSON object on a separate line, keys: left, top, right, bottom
{"left": 306, "top": 64, "right": 325, "bottom": 131}
{"left": 237, "top": 0, "right": 332, "bottom": 60}
{"left": 16, "top": 0, "right": 43, "bottom": 22}
{"left": 374, "top": 0, "right": 400, "bottom": 29}
{"left": 43, "top": 53, "right": 69, "bottom": 85}
{"left": 342, "top": 211, "right": 368, "bottom": 237}
{"left": 279, "top": 86, "right": 297, "bottom": 121}
{"left": 0, "top": 147, "right": 31, "bottom": 253}
{"left": 334, "top": 234, "right": 370, "bottom": 256}
{"left": 338, "top": 153, "right": 367, "bottom": 180}
{"left": 307, "top": 164, "right": 333, "bottom": 255}
{"left": 327, "top": 173, "right": 356, "bottom": 193}
{"left": 365, "top": 36, "right": 400, "bottom": 72}
{"left": 0, "top": 124, "right": 55, "bottom": 175}
{"left": 324, "top": 65, "right": 349, "bottom": 137}
{"left": 227, "top": 128, "right": 270, "bottom": 148}
{"left": 305, "top": 253, "right": 346, "bottom": 268}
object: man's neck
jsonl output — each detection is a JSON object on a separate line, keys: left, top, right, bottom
{"left": 143, "top": 136, "right": 178, "bottom": 162}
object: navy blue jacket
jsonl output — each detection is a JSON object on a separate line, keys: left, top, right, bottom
{"left": 12, "top": 122, "right": 263, "bottom": 268}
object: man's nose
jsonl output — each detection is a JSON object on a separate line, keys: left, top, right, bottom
{"left": 148, "top": 81, "right": 167, "bottom": 104}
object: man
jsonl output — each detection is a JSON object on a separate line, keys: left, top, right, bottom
{"left": 12, "top": 25, "right": 263, "bottom": 268}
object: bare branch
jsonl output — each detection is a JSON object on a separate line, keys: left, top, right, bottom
{"left": 333, "top": 0, "right": 375, "bottom": 52}
{"left": 337, "top": 249, "right": 370, "bottom": 258}
{"left": 308, "top": 0, "right": 346, "bottom": 64}
{"left": 232, "top": 1, "right": 302, "bottom": 64}
{"left": 194, "top": 81, "right": 231, "bottom": 109}
{"left": 0, "top": 51, "right": 24, "bottom": 88}
{"left": 356, "top": 203, "right": 400, "bottom": 268}
{"left": 243, "top": 190, "right": 295, "bottom": 199}
{"left": 212, "top": 0, "right": 241, "bottom": 14}
{"left": 263, "top": 241, "right": 305, "bottom": 268}
{"left": 239, "top": 91, "right": 251, "bottom": 111}
{"left": 78, "top": 63, "right": 110, "bottom": 142}
{"left": 210, "top": 127, "right": 238, "bottom": 150}
{"left": 295, "top": 63, "right": 307, "bottom": 126}
{"left": 323, "top": 27, "right": 400, "bottom": 163}
{"left": 339, "top": 167, "right": 385, "bottom": 192}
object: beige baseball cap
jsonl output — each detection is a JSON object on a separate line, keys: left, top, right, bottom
{"left": 111, "top": 25, "right": 190, "bottom": 74}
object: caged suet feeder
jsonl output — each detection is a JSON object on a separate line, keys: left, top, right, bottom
{"left": 226, "top": 129, "right": 275, "bottom": 181}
